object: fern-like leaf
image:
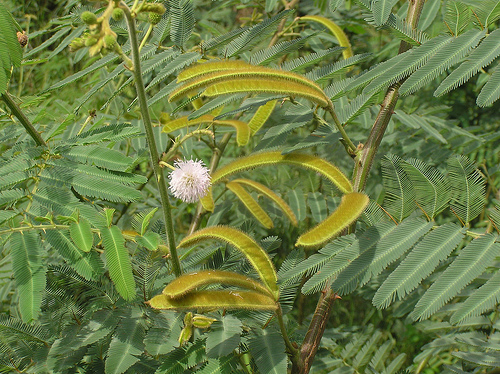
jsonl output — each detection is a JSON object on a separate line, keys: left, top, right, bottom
{"left": 372, "top": 0, "right": 399, "bottom": 26}
{"left": 410, "top": 234, "right": 500, "bottom": 321}
{"left": 447, "top": 155, "right": 485, "bottom": 224}
{"left": 170, "top": 0, "right": 195, "bottom": 48}
{"left": 381, "top": 154, "right": 416, "bottom": 222}
{"left": 248, "top": 328, "right": 287, "bottom": 374}
{"left": 477, "top": 63, "right": 500, "bottom": 107}
{"left": 400, "top": 29, "right": 485, "bottom": 96}
{"left": 0, "top": 3, "right": 22, "bottom": 94}
{"left": 331, "top": 218, "right": 433, "bottom": 295}
{"left": 435, "top": 28, "right": 500, "bottom": 97}
{"left": 101, "top": 226, "right": 136, "bottom": 301}
{"left": 373, "top": 223, "right": 465, "bottom": 309}
{"left": 10, "top": 231, "right": 46, "bottom": 322}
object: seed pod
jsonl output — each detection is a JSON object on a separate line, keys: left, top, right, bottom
{"left": 81, "top": 11, "right": 98, "bottom": 25}
{"left": 142, "top": 3, "right": 166, "bottom": 15}
{"left": 192, "top": 315, "right": 217, "bottom": 329}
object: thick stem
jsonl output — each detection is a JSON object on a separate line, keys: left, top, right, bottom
{"left": 1, "top": 92, "right": 47, "bottom": 147}
{"left": 292, "top": 1, "right": 426, "bottom": 372}
{"left": 121, "top": 2, "right": 181, "bottom": 277}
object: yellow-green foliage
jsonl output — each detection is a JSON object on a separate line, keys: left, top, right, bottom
{"left": 161, "top": 114, "right": 250, "bottom": 145}
{"left": 232, "top": 178, "right": 298, "bottom": 226}
{"left": 301, "top": 15, "right": 353, "bottom": 59}
{"left": 226, "top": 181, "right": 274, "bottom": 229}
{"left": 296, "top": 192, "right": 369, "bottom": 248}
{"left": 212, "top": 151, "right": 353, "bottom": 194}
{"left": 178, "top": 226, "right": 279, "bottom": 299}
{"left": 148, "top": 290, "right": 278, "bottom": 311}
{"left": 162, "top": 270, "right": 274, "bottom": 299}
{"left": 248, "top": 100, "right": 277, "bottom": 135}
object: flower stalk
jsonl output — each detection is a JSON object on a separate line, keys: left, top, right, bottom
{"left": 120, "top": 1, "right": 181, "bottom": 277}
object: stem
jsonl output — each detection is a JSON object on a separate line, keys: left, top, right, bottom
{"left": 326, "top": 103, "right": 357, "bottom": 155}
{"left": 139, "top": 24, "right": 154, "bottom": 52}
{"left": 276, "top": 305, "right": 299, "bottom": 357}
{"left": 292, "top": 1, "right": 426, "bottom": 373}
{"left": 1, "top": 92, "right": 47, "bottom": 147}
{"left": 121, "top": 2, "right": 181, "bottom": 277}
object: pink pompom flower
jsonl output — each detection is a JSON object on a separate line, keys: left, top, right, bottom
{"left": 168, "top": 159, "right": 211, "bottom": 203}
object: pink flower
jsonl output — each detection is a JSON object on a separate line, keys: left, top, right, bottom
{"left": 168, "top": 159, "right": 211, "bottom": 203}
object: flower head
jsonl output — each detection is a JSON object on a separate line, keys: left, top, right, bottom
{"left": 168, "top": 159, "right": 211, "bottom": 203}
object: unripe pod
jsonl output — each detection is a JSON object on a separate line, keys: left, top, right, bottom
{"left": 178, "top": 325, "right": 192, "bottom": 345}
{"left": 192, "top": 315, "right": 217, "bottom": 329}
{"left": 81, "top": 11, "right": 98, "bottom": 25}
{"left": 112, "top": 8, "right": 124, "bottom": 21}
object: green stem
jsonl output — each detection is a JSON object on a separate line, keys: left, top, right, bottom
{"left": 1, "top": 92, "right": 47, "bottom": 147}
{"left": 121, "top": 2, "right": 181, "bottom": 277}
{"left": 276, "top": 305, "right": 298, "bottom": 357}
{"left": 326, "top": 103, "right": 357, "bottom": 156}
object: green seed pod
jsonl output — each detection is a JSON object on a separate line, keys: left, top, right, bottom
{"left": 85, "top": 37, "right": 98, "bottom": 47}
{"left": 81, "top": 11, "right": 98, "bottom": 25}
{"left": 112, "top": 8, "right": 124, "bottom": 21}
{"left": 149, "top": 12, "right": 162, "bottom": 25}
{"left": 178, "top": 325, "right": 192, "bottom": 345}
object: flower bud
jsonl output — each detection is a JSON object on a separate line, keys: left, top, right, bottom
{"left": 81, "top": 11, "right": 98, "bottom": 25}
{"left": 149, "top": 12, "right": 162, "bottom": 25}
{"left": 85, "top": 37, "right": 98, "bottom": 47}
{"left": 142, "top": 3, "right": 166, "bottom": 15}
{"left": 104, "top": 35, "right": 117, "bottom": 49}
{"left": 112, "top": 8, "right": 124, "bottom": 21}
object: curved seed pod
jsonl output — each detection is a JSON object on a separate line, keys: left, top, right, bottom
{"left": 148, "top": 290, "right": 278, "bottom": 311}
{"left": 296, "top": 192, "right": 369, "bottom": 248}
{"left": 162, "top": 115, "right": 250, "bottom": 146}
{"left": 200, "top": 187, "right": 214, "bottom": 212}
{"left": 178, "top": 60, "right": 253, "bottom": 82}
{"left": 212, "top": 151, "right": 352, "bottom": 194}
{"left": 162, "top": 270, "right": 274, "bottom": 299}
{"left": 248, "top": 100, "right": 277, "bottom": 135}
{"left": 232, "top": 178, "right": 298, "bottom": 226}
{"left": 203, "top": 78, "right": 330, "bottom": 108}
{"left": 226, "top": 181, "right": 273, "bottom": 229}
{"left": 301, "top": 15, "right": 353, "bottom": 59}
{"left": 178, "top": 226, "right": 279, "bottom": 299}
{"left": 170, "top": 68, "right": 326, "bottom": 102}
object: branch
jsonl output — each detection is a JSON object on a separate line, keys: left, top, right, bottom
{"left": 1, "top": 92, "right": 47, "bottom": 147}
{"left": 120, "top": 2, "right": 182, "bottom": 277}
{"left": 291, "top": 1, "right": 426, "bottom": 372}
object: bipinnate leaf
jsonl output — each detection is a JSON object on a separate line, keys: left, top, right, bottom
{"left": 232, "top": 178, "right": 298, "bottom": 226}
{"left": 226, "top": 181, "right": 273, "bottom": 229}
{"left": 132, "top": 207, "right": 158, "bottom": 236}
{"left": 212, "top": 151, "right": 353, "bottom": 194}
{"left": 248, "top": 328, "right": 287, "bottom": 374}
{"left": 10, "top": 231, "right": 46, "bottom": 322}
{"left": 148, "top": 291, "right": 278, "bottom": 311}
{"left": 410, "top": 234, "right": 500, "bottom": 321}
{"left": 373, "top": 223, "right": 465, "bottom": 309}
{"left": 296, "top": 192, "right": 369, "bottom": 248}
{"left": 162, "top": 270, "right": 274, "bottom": 299}
{"left": 101, "top": 226, "right": 136, "bottom": 301}
{"left": 206, "top": 315, "right": 242, "bottom": 358}
{"left": 0, "top": 3, "right": 22, "bottom": 94}
{"left": 69, "top": 218, "right": 93, "bottom": 252}
{"left": 178, "top": 226, "right": 279, "bottom": 299}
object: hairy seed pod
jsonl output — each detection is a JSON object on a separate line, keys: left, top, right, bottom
{"left": 142, "top": 3, "right": 166, "bottom": 15}
{"left": 81, "top": 11, "right": 98, "bottom": 25}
